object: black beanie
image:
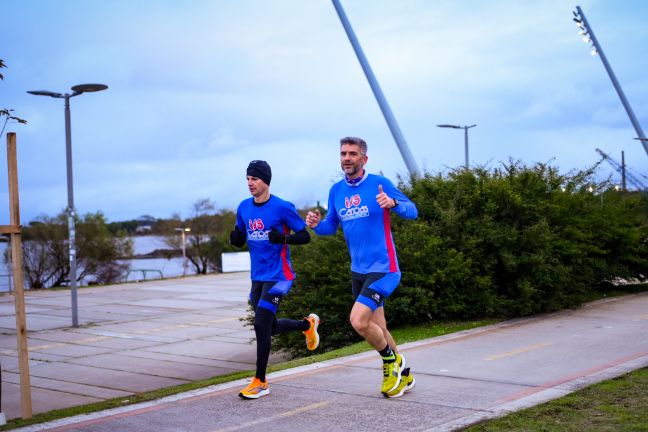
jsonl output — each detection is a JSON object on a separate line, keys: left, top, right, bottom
{"left": 247, "top": 160, "right": 272, "bottom": 185}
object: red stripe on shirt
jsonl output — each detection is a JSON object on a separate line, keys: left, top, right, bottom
{"left": 281, "top": 224, "right": 295, "bottom": 280}
{"left": 383, "top": 208, "right": 397, "bottom": 272}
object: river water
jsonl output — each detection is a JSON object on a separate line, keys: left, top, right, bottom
{"left": 0, "top": 236, "right": 189, "bottom": 292}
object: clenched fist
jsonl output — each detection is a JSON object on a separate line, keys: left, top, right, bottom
{"left": 306, "top": 209, "right": 321, "bottom": 228}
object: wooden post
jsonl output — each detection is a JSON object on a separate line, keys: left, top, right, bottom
{"left": 6, "top": 132, "right": 32, "bottom": 418}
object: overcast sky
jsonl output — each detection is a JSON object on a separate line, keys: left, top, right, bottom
{"left": 2, "top": 0, "right": 648, "bottom": 223}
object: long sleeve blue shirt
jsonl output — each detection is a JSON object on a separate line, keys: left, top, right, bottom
{"left": 314, "top": 173, "right": 418, "bottom": 274}
{"left": 236, "top": 195, "right": 306, "bottom": 281}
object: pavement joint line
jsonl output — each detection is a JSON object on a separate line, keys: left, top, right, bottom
{"left": 483, "top": 341, "right": 554, "bottom": 361}
{"left": 423, "top": 354, "right": 648, "bottom": 432}
{"left": 209, "top": 401, "right": 331, "bottom": 432}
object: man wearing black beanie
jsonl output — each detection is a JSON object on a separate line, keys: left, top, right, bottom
{"left": 230, "top": 160, "right": 320, "bottom": 399}
{"left": 246, "top": 160, "right": 272, "bottom": 186}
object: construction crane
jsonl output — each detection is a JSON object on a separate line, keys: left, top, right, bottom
{"left": 595, "top": 148, "right": 647, "bottom": 191}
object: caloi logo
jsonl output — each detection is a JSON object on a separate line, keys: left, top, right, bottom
{"left": 248, "top": 218, "right": 265, "bottom": 231}
{"left": 344, "top": 194, "right": 361, "bottom": 208}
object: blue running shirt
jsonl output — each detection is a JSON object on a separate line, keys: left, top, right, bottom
{"left": 314, "top": 173, "right": 418, "bottom": 273}
{"left": 236, "top": 195, "right": 307, "bottom": 281}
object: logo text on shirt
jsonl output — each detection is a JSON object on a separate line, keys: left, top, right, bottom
{"left": 248, "top": 218, "right": 269, "bottom": 241}
{"left": 339, "top": 194, "right": 369, "bottom": 221}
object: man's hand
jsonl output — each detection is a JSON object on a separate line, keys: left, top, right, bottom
{"left": 376, "top": 184, "right": 396, "bottom": 209}
{"left": 306, "top": 209, "right": 321, "bottom": 228}
{"left": 229, "top": 226, "right": 246, "bottom": 247}
{"left": 268, "top": 228, "right": 286, "bottom": 244}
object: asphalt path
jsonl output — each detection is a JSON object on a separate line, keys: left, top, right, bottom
{"left": 11, "top": 292, "right": 648, "bottom": 432}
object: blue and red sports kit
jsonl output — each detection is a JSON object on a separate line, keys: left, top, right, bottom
{"left": 236, "top": 194, "right": 306, "bottom": 313}
{"left": 314, "top": 172, "right": 418, "bottom": 310}
{"left": 234, "top": 194, "right": 310, "bottom": 383}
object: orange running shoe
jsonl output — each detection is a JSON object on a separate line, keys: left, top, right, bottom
{"left": 303, "top": 313, "right": 320, "bottom": 351}
{"left": 238, "top": 377, "right": 269, "bottom": 399}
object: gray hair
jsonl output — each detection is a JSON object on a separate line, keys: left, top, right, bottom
{"left": 339, "top": 136, "right": 367, "bottom": 155}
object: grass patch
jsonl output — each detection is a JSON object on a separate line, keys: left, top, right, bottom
{"left": 1, "top": 319, "right": 492, "bottom": 430}
{"left": 463, "top": 366, "right": 648, "bottom": 432}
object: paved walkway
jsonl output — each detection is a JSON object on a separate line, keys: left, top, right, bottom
{"left": 2, "top": 275, "right": 648, "bottom": 431}
{"left": 1, "top": 272, "right": 286, "bottom": 420}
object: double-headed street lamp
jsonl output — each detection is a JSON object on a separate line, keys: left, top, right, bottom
{"left": 27, "top": 84, "right": 108, "bottom": 328}
{"left": 175, "top": 227, "right": 191, "bottom": 276}
{"left": 437, "top": 124, "right": 477, "bottom": 169}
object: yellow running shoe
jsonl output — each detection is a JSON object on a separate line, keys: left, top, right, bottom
{"left": 238, "top": 377, "right": 269, "bottom": 399}
{"left": 303, "top": 313, "right": 320, "bottom": 351}
{"left": 381, "top": 358, "right": 402, "bottom": 394}
{"left": 395, "top": 352, "right": 406, "bottom": 371}
{"left": 384, "top": 367, "right": 415, "bottom": 398}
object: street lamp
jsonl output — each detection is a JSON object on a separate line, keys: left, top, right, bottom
{"left": 175, "top": 227, "right": 191, "bottom": 276}
{"left": 437, "top": 124, "right": 477, "bottom": 169}
{"left": 27, "top": 83, "right": 108, "bottom": 328}
{"left": 573, "top": 7, "right": 648, "bottom": 159}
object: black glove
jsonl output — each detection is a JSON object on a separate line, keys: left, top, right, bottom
{"left": 229, "top": 226, "right": 245, "bottom": 247}
{"left": 268, "top": 228, "right": 286, "bottom": 244}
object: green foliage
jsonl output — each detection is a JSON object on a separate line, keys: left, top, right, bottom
{"left": 271, "top": 232, "right": 358, "bottom": 357}
{"left": 13, "top": 211, "right": 133, "bottom": 288}
{"left": 271, "top": 161, "right": 648, "bottom": 355}
{"left": 76, "top": 212, "right": 133, "bottom": 284}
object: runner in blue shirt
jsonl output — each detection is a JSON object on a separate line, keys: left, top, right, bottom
{"left": 306, "top": 137, "right": 417, "bottom": 398}
{"left": 230, "top": 160, "right": 320, "bottom": 399}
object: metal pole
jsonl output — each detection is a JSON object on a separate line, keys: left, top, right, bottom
{"left": 181, "top": 230, "right": 187, "bottom": 276}
{"left": 576, "top": 6, "right": 648, "bottom": 158}
{"left": 463, "top": 127, "right": 469, "bottom": 169}
{"left": 64, "top": 96, "right": 79, "bottom": 328}
{"left": 621, "top": 150, "right": 627, "bottom": 191}
{"left": 331, "top": 0, "right": 419, "bottom": 176}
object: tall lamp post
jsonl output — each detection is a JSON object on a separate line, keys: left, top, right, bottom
{"left": 573, "top": 7, "right": 648, "bottom": 159}
{"left": 27, "top": 84, "right": 108, "bottom": 328}
{"left": 175, "top": 227, "right": 191, "bottom": 276}
{"left": 331, "top": 0, "right": 419, "bottom": 176}
{"left": 437, "top": 124, "right": 476, "bottom": 169}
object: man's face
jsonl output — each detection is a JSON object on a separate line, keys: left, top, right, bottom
{"left": 340, "top": 143, "right": 368, "bottom": 178}
{"left": 247, "top": 176, "right": 268, "bottom": 198}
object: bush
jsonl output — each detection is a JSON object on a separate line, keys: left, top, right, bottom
{"left": 268, "top": 161, "right": 648, "bottom": 357}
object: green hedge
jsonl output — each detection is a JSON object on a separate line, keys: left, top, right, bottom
{"left": 270, "top": 162, "right": 648, "bottom": 357}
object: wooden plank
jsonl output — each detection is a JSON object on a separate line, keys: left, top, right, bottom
{"left": 7, "top": 132, "right": 32, "bottom": 419}
{"left": 0, "top": 225, "right": 21, "bottom": 234}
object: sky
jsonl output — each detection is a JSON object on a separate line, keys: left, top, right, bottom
{"left": 2, "top": 0, "right": 648, "bottom": 223}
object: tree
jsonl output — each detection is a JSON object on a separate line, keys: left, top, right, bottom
{"left": 165, "top": 199, "right": 236, "bottom": 274}
{"left": 9, "top": 211, "right": 133, "bottom": 288}
{"left": 0, "top": 60, "right": 27, "bottom": 137}
{"left": 76, "top": 212, "right": 133, "bottom": 284}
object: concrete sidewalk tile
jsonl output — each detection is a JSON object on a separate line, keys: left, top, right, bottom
{"left": 28, "top": 342, "right": 113, "bottom": 358}
{"left": 3, "top": 371, "right": 130, "bottom": 399}
{"left": 24, "top": 314, "right": 79, "bottom": 331}
{"left": 27, "top": 362, "right": 189, "bottom": 393}
{"left": 1, "top": 382, "right": 103, "bottom": 419}
{"left": 69, "top": 328, "right": 182, "bottom": 344}
{"left": 140, "top": 339, "right": 257, "bottom": 363}
{"left": 127, "top": 298, "right": 228, "bottom": 310}
{"left": 65, "top": 353, "right": 237, "bottom": 381}
{"left": 1, "top": 354, "right": 49, "bottom": 371}
{"left": 117, "top": 350, "right": 254, "bottom": 371}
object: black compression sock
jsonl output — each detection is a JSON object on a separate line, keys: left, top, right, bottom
{"left": 378, "top": 345, "right": 395, "bottom": 362}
